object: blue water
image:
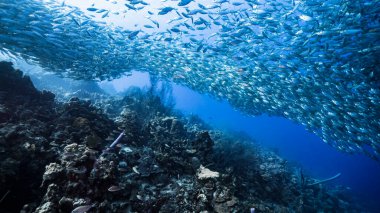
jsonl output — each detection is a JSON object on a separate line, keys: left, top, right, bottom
{"left": 172, "top": 83, "right": 380, "bottom": 211}
{"left": 0, "top": 0, "right": 378, "bottom": 211}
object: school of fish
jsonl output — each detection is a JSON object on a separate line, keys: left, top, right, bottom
{"left": 0, "top": 0, "right": 379, "bottom": 159}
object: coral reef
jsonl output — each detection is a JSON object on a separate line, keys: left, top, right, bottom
{"left": 0, "top": 62, "right": 362, "bottom": 212}
{"left": 0, "top": 62, "right": 115, "bottom": 212}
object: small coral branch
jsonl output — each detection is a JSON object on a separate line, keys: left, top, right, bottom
{"left": 109, "top": 130, "right": 126, "bottom": 149}
{"left": 91, "top": 131, "right": 125, "bottom": 176}
{"left": 308, "top": 173, "right": 341, "bottom": 186}
{"left": 0, "top": 190, "right": 10, "bottom": 203}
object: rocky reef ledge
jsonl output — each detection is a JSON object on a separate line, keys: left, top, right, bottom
{"left": 0, "top": 61, "right": 361, "bottom": 212}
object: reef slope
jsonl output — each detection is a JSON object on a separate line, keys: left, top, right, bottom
{"left": 0, "top": 62, "right": 361, "bottom": 212}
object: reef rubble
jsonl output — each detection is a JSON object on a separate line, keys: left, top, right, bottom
{"left": 0, "top": 61, "right": 362, "bottom": 212}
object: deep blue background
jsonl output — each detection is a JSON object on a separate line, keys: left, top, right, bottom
{"left": 171, "top": 83, "right": 380, "bottom": 212}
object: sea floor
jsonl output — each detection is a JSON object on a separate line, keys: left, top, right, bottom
{"left": 0, "top": 61, "right": 364, "bottom": 212}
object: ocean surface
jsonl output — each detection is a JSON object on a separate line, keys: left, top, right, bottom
{"left": 0, "top": 0, "right": 379, "bottom": 212}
